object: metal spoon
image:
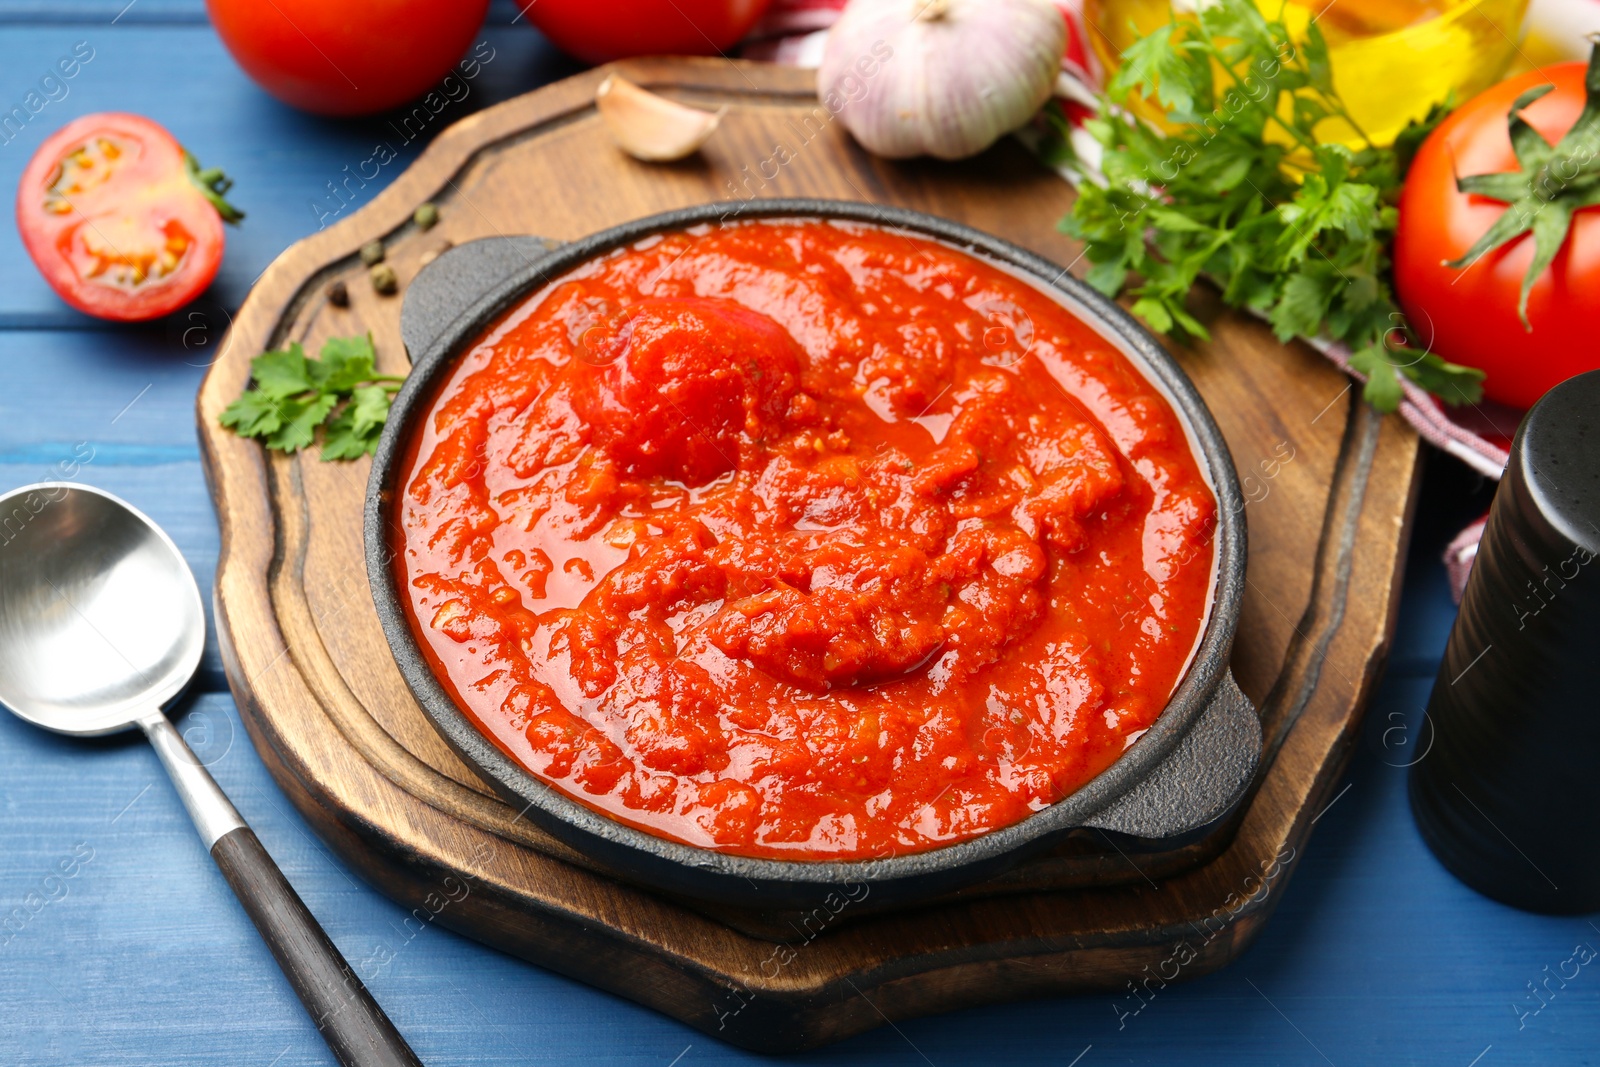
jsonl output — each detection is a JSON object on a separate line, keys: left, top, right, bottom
{"left": 0, "top": 482, "right": 421, "bottom": 1067}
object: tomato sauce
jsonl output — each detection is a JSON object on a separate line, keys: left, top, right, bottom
{"left": 394, "top": 219, "right": 1217, "bottom": 860}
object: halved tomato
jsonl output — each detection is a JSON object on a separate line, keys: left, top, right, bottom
{"left": 15, "top": 113, "right": 241, "bottom": 322}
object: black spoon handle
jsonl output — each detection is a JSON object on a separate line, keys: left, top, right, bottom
{"left": 140, "top": 713, "right": 423, "bottom": 1067}
{"left": 211, "top": 826, "right": 424, "bottom": 1067}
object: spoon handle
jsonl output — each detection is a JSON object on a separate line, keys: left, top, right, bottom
{"left": 141, "top": 713, "right": 424, "bottom": 1067}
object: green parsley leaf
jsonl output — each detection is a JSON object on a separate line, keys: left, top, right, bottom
{"left": 1110, "top": 24, "right": 1195, "bottom": 116}
{"left": 219, "top": 388, "right": 288, "bottom": 438}
{"left": 316, "top": 333, "right": 380, "bottom": 393}
{"left": 1347, "top": 343, "right": 1405, "bottom": 411}
{"left": 265, "top": 393, "right": 340, "bottom": 453}
{"left": 320, "top": 384, "right": 393, "bottom": 461}
{"left": 1269, "top": 268, "right": 1338, "bottom": 342}
{"left": 221, "top": 332, "right": 403, "bottom": 459}
{"left": 1061, "top": 0, "right": 1485, "bottom": 412}
{"left": 1403, "top": 351, "right": 1491, "bottom": 406}
{"left": 249, "top": 343, "right": 314, "bottom": 399}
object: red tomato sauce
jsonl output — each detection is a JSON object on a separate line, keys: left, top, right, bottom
{"left": 394, "top": 219, "right": 1217, "bottom": 861}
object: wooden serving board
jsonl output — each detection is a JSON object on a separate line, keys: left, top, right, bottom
{"left": 198, "top": 58, "right": 1420, "bottom": 1051}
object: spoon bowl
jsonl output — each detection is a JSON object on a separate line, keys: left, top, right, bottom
{"left": 0, "top": 483, "right": 202, "bottom": 736}
{"left": 0, "top": 482, "right": 421, "bottom": 1067}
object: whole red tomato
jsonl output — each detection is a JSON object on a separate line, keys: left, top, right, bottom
{"left": 517, "top": 0, "right": 772, "bottom": 64}
{"left": 1395, "top": 63, "right": 1600, "bottom": 411}
{"left": 206, "top": 0, "right": 490, "bottom": 116}
{"left": 16, "top": 113, "right": 237, "bottom": 321}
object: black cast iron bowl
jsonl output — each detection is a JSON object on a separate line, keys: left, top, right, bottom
{"left": 366, "top": 200, "right": 1260, "bottom": 912}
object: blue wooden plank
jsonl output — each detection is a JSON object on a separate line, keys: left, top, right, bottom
{"left": 0, "top": 0, "right": 528, "bottom": 24}
{"left": 0, "top": 23, "right": 580, "bottom": 329}
{"left": 0, "top": 327, "right": 207, "bottom": 450}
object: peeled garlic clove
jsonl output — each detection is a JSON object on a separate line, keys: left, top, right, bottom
{"left": 819, "top": 0, "right": 1066, "bottom": 162}
{"left": 596, "top": 74, "right": 726, "bottom": 162}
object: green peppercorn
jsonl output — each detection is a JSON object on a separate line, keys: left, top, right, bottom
{"left": 359, "top": 240, "right": 385, "bottom": 267}
{"left": 370, "top": 263, "right": 398, "bottom": 295}
{"left": 413, "top": 203, "right": 439, "bottom": 230}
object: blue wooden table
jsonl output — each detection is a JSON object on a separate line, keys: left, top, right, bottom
{"left": 2, "top": 5, "right": 1596, "bottom": 1064}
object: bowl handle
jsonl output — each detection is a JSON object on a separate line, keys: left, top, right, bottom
{"left": 1082, "top": 670, "right": 1261, "bottom": 846}
{"left": 400, "top": 234, "right": 565, "bottom": 359}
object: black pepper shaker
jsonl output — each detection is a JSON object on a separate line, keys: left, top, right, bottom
{"left": 1411, "top": 369, "right": 1600, "bottom": 913}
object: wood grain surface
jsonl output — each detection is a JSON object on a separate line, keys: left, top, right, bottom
{"left": 196, "top": 57, "right": 1421, "bottom": 1052}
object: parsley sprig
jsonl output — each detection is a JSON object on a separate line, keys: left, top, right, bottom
{"left": 220, "top": 333, "right": 403, "bottom": 460}
{"left": 1063, "top": 0, "right": 1483, "bottom": 411}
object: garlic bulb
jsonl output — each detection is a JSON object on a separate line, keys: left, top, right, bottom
{"left": 818, "top": 0, "right": 1066, "bottom": 161}
{"left": 596, "top": 74, "right": 726, "bottom": 162}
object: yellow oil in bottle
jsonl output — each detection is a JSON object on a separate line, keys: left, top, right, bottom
{"left": 1081, "top": 0, "right": 1530, "bottom": 147}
